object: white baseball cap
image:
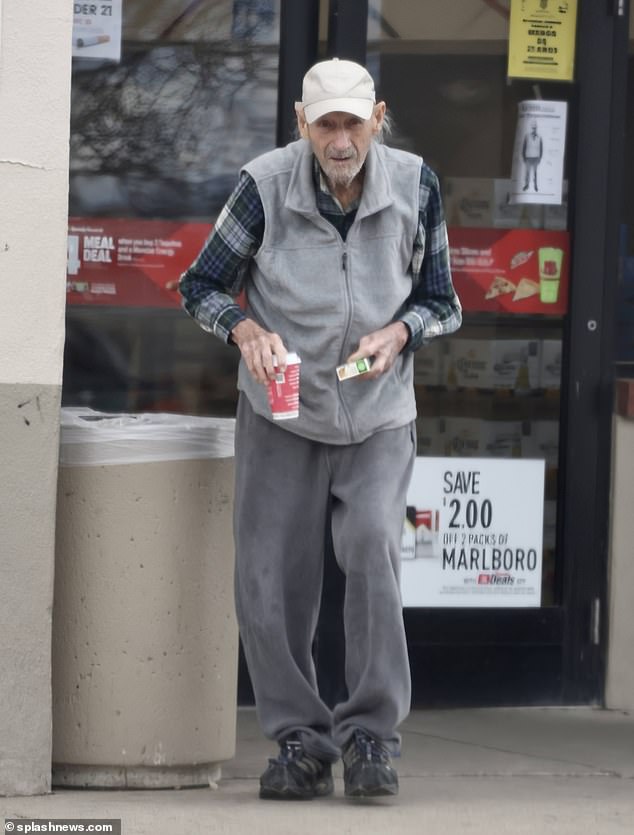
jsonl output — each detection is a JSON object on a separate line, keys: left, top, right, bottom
{"left": 297, "top": 58, "right": 376, "bottom": 124}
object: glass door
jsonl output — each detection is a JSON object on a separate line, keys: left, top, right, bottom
{"left": 312, "top": 0, "right": 627, "bottom": 707}
{"left": 366, "top": 0, "right": 569, "bottom": 705}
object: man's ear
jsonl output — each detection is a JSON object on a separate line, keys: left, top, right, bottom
{"left": 372, "top": 101, "right": 386, "bottom": 135}
{"left": 295, "top": 105, "right": 310, "bottom": 139}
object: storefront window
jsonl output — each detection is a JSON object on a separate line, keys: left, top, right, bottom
{"left": 368, "top": 0, "right": 575, "bottom": 606}
{"left": 64, "top": 0, "right": 280, "bottom": 414}
{"left": 64, "top": 0, "right": 592, "bottom": 608}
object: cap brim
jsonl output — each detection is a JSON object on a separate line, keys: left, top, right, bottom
{"left": 302, "top": 98, "right": 374, "bottom": 124}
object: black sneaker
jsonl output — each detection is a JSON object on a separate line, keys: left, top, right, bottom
{"left": 342, "top": 729, "right": 399, "bottom": 797}
{"left": 259, "top": 736, "right": 334, "bottom": 800}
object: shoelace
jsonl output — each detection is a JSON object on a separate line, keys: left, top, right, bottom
{"left": 349, "top": 730, "right": 390, "bottom": 764}
{"left": 268, "top": 738, "right": 326, "bottom": 780}
{"left": 269, "top": 738, "right": 303, "bottom": 766}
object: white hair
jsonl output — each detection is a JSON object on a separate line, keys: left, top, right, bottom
{"left": 376, "top": 110, "right": 394, "bottom": 144}
{"left": 292, "top": 109, "right": 395, "bottom": 143}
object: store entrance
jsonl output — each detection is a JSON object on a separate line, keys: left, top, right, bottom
{"left": 61, "top": 0, "right": 628, "bottom": 710}
{"left": 307, "top": 0, "right": 628, "bottom": 708}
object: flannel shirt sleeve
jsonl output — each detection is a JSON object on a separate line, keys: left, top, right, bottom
{"left": 178, "top": 171, "right": 264, "bottom": 343}
{"left": 398, "top": 164, "right": 462, "bottom": 351}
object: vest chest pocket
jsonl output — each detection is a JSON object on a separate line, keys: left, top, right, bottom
{"left": 251, "top": 245, "right": 347, "bottom": 317}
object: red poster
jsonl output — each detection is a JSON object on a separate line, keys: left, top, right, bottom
{"left": 448, "top": 227, "right": 570, "bottom": 315}
{"left": 67, "top": 218, "right": 212, "bottom": 308}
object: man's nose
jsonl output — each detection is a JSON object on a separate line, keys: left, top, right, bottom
{"left": 332, "top": 129, "right": 351, "bottom": 150}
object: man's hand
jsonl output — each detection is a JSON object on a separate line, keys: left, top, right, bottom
{"left": 231, "top": 319, "right": 288, "bottom": 385}
{"left": 346, "top": 321, "right": 410, "bottom": 380}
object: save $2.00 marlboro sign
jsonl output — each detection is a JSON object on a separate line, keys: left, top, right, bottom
{"left": 401, "top": 457, "right": 545, "bottom": 608}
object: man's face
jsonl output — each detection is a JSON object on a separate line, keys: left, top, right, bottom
{"left": 296, "top": 103, "right": 386, "bottom": 187}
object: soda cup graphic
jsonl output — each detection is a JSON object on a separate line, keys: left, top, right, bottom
{"left": 538, "top": 247, "right": 564, "bottom": 304}
{"left": 267, "top": 352, "right": 301, "bottom": 420}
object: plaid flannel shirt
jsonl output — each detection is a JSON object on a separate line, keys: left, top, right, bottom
{"left": 179, "top": 156, "right": 462, "bottom": 352}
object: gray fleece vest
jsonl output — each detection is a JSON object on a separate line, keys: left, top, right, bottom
{"left": 239, "top": 138, "right": 422, "bottom": 445}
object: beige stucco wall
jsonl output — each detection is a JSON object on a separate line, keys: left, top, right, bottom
{"left": 0, "top": 0, "right": 73, "bottom": 796}
{"left": 606, "top": 414, "right": 634, "bottom": 710}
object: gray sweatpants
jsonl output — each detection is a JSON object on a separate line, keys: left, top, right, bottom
{"left": 233, "top": 394, "right": 415, "bottom": 762}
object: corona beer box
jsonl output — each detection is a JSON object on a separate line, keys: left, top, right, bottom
{"left": 480, "top": 420, "right": 523, "bottom": 458}
{"left": 540, "top": 340, "right": 562, "bottom": 390}
{"left": 443, "top": 177, "right": 494, "bottom": 228}
{"left": 416, "top": 417, "right": 447, "bottom": 457}
{"left": 442, "top": 418, "right": 484, "bottom": 457}
{"left": 413, "top": 339, "right": 445, "bottom": 387}
{"left": 446, "top": 339, "right": 538, "bottom": 390}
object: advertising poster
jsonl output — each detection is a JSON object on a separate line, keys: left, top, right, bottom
{"left": 507, "top": 0, "right": 578, "bottom": 81}
{"left": 448, "top": 226, "right": 570, "bottom": 315}
{"left": 509, "top": 100, "right": 567, "bottom": 206}
{"left": 67, "top": 218, "right": 211, "bottom": 308}
{"left": 401, "top": 457, "right": 545, "bottom": 608}
{"left": 72, "top": 0, "right": 123, "bottom": 62}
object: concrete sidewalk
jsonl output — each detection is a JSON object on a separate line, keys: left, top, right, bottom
{"left": 2, "top": 707, "right": 633, "bottom": 834}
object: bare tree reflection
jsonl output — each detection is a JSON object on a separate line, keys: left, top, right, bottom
{"left": 70, "top": 38, "right": 278, "bottom": 218}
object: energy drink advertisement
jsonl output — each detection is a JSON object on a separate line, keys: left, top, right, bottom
{"left": 448, "top": 226, "right": 570, "bottom": 315}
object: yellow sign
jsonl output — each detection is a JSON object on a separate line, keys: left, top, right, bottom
{"left": 508, "top": 0, "right": 578, "bottom": 81}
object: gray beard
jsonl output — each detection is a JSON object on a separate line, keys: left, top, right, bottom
{"left": 323, "top": 157, "right": 363, "bottom": 188}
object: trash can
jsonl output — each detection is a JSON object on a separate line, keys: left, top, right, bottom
{"left": 52, "top": 409, "right": 238, "bottom": 788}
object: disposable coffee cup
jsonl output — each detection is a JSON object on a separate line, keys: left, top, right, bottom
{"left": 267, "top": 352, "right": 301, "bottom": 420}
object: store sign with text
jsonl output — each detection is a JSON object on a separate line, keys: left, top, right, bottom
{"left": 509, "top": 100, "right": 568, "bottom": 206}
{"left": 72, "top": 0, "right": 123, "bottom": 62}
{"left": 67, "top": 218, "right": 211, "bottom": 308}
{"left": 401, "top": 457, "right": 545, "bottom": 608}
{"left": 507, "top": 0, "right": 578, "bottom": 82}
{"left": 448, "top": 227, "right": 570, "bottom": 315}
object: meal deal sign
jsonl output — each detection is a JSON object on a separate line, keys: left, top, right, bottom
{"left": 67, "top": 218, "right": 211, "bottom": 308}
{"left": 401, "top": 457, "right": 545, "bottom": 608}
{"left": 448, "top": 227, "right": 570, "bottom": 316}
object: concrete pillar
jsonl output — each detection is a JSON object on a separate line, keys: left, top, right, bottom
{"left": 606, "top": 382, "right": 634, "bottom": 710}
{"left": 0, "top": 0, "right": 73, "bottom": 796}
{"left": 52, "top": 456, "right": 238, "bottom": 788}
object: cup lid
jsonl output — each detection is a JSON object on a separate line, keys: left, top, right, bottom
{"left": 272, "top": 352, "right": 301, "bottom": 366}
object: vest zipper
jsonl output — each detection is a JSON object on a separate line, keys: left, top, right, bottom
{"left": 340, "top": 245, "right": 353, "bottom": 357}
{"left": 339, "top": 245, "right": 355, "bottom": 442}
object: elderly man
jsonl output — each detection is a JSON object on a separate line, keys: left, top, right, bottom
{"left": 179, "top": 58, "right": 461, "bottom": 800}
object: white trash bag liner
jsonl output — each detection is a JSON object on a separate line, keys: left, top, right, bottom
{"left": 60, "top": 408, "right": 235, "bottom": 466}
